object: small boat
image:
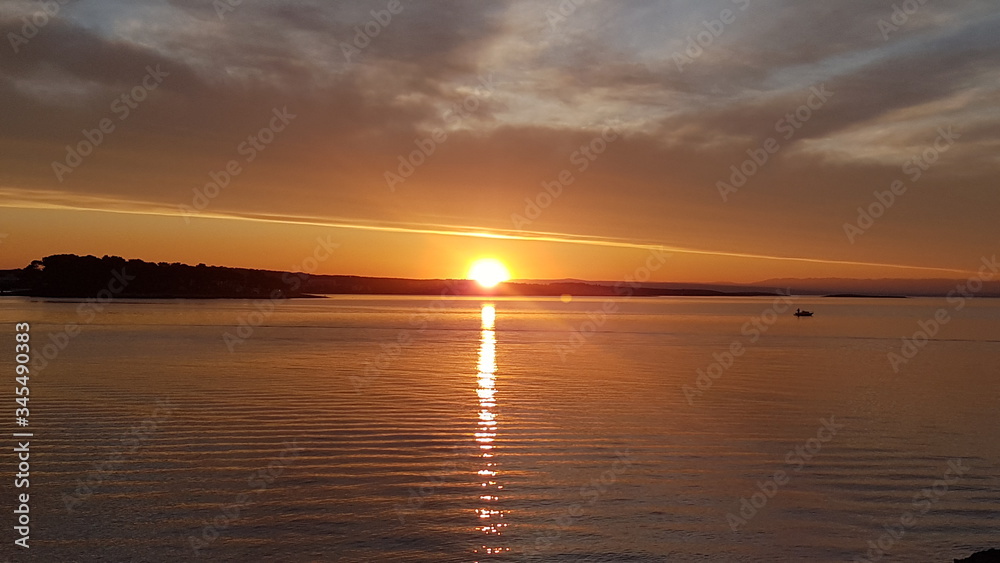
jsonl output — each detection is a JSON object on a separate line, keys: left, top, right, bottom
{"left": 794, "top": 309, "right": 814, "bottom": 317}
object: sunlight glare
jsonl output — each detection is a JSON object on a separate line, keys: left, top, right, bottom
{"left": 468, "top": 259, "right": 511, "bottom": 288}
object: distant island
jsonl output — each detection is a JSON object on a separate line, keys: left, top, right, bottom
{"left": 824, "top": 293, "right": 908, "bottom": 299}
{"left": 0, "top": 254, "right": 789, "bottom": 299}
{"left": 1, "top": 254, "right": 996, "bottom": 299}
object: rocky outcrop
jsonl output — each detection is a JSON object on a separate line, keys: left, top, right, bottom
{"left": 955, "top": 549, "right": 1000, "bottom": 563}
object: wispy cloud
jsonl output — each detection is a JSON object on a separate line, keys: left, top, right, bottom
{"left": 0, "top": 1, "right": 997, "bottom": 278}
{"left": 0, "top": 188, "right": 973, "bottom": 275}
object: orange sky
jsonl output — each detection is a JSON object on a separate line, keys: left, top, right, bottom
{"left": 1, "top": 2, "right": 997, "bottom": 283}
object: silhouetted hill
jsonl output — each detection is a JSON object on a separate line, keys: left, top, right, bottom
{"left": 297, "top": 276, "right": 776, "bottom": 297}
{"left": 0, "top": 255, "right": 785, "bottom": 299}
{"left": 515, "top": 278, "right": 1000, "bottom": 297}
{"left": 752, "top": 277, "right": 1000, "bottom": 297}
{"left": 4, "top": 255, "right": 305, "bottom": 299}
{"left": 4, "top": 255, "right": 993, "bottom": 299}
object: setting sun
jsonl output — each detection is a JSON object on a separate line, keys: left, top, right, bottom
{"left": 468, "top": 258, "right": 511, "bottom": 288}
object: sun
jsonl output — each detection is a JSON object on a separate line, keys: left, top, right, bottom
{"left": 468, "top": 258, "right": 511, "bottom": 288}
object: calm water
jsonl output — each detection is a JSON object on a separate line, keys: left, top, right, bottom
{"left": 2, "top": 296, "right": 999, "bottom": 562}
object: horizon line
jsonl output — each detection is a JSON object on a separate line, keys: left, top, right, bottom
{"left": 0, "top": 189, "right": 980, "bottom": 277}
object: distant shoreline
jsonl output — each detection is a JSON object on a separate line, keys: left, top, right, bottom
{"left": 6, "top": 292, "right": 997, "bottom": 301}
{"left": 2, "top": 254, "right": 998, "bottom": 299}
{"left": 823, "top": 293, "right": 908, "bottom": 299}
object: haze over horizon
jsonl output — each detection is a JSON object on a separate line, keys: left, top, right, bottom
{"left": 1, "top": 1, "right": 998, "bottom": 283}
{"left": 7, "top": 252, "right": 1000, "bottom": 299}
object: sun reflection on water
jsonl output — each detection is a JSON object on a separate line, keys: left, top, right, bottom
{"left": 474, "top": 304, "right": 509, "bottom": 559}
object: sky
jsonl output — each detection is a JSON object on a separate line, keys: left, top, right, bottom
{"left": 0, "top": 0, "right": 998, "bottom": 283}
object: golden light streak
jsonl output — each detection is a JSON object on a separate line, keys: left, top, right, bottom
{"left": 0, "top": 188, "right": 976, "bottom": 275}
{"left": 473, "top": 304, "right": 509, "bottom": 556}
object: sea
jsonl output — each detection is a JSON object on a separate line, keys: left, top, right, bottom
{"left": 1, "top": 295, "right": 998, "bottom": 562}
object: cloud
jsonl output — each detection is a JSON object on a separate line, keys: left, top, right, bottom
{"left": 0, "top": 0, "right": 997, "bottom": 277}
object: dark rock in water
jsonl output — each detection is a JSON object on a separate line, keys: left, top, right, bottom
{"left": 955, "top": 549, "right": 1000, "bottom": 562}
